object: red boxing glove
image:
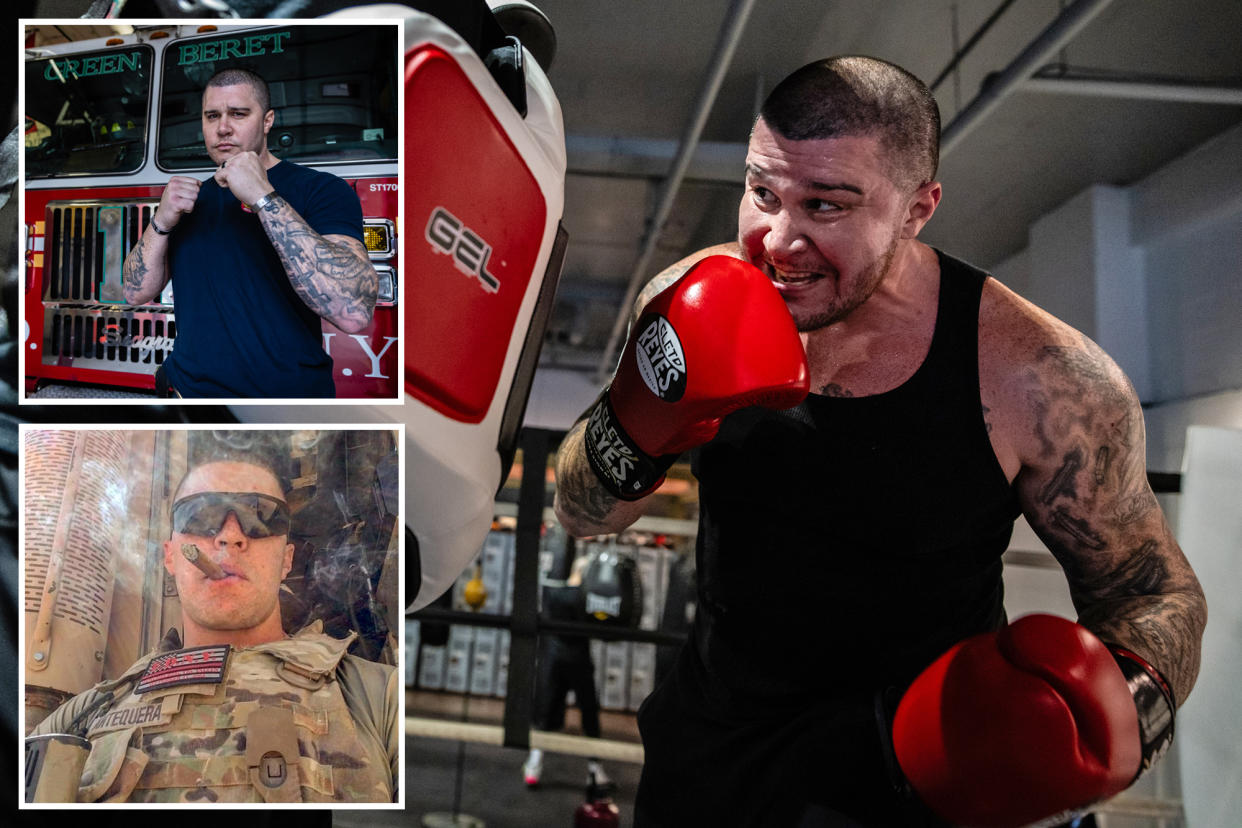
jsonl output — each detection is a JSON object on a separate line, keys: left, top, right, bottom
{"left": 892, "top": 614, "right": 1142, "bottom": 828}
{"left": 585, "top": 255, "right": 808, "bottom": 499}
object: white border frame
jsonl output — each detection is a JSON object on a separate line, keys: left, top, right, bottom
{"left": 17, "top": 422, "right": 406, "bottom": 809}
{"left": 17, "top": 19, "right": 406, "bottom": 406}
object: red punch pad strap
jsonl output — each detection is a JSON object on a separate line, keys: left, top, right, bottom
{"left": 405, "top": 45, "right": 547, "bottom": 423}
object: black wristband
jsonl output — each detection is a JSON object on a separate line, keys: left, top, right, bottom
{"left": 149, "top": 216, "right": 172, "bottom": 235}
{"left": 583, "top": 392, "right": 677, "bottom": 500}
{"left": 1109, "top": 645, "right": 1176, "bottom": 782}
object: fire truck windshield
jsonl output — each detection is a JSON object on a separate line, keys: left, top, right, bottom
{"left": 158, "top": 26, "right": 399, "bottom": 170}
{"left": 25, "top": 45, "right": 152, "bottom": 179}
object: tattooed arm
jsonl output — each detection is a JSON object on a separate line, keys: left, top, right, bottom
{"left": 996, "top": 297, "right": 1206, "bottom": 707}
{"left": 214, "top": 152, "right": 375, "bottom": 332}
{"left": 554, "top": 244, "right": 740, "bottom": 537}
{"left": 554, "top": 414, "right": 652, "bottom": 538}
{"left": 256, "top": 195, "right": 376, "bottom": 333}
{"left": 122, "top": 226, "right": 170, "bottom": 305}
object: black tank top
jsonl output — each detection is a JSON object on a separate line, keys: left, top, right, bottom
{"left": 688, "top": 249, "right": 1021, "bottom": 708}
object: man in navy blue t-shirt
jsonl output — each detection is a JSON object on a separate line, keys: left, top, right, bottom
{"left": 122, "top": 67, "right": 376, "bottom": 398}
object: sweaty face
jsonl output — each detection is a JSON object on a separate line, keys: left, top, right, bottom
{"left": 164, "top": 461, "right": 293, "bottom": 635}
{"left": 738, "top": 119, "right": 908, "bottom": 331}
{"left": 202, "top": 83, "right": 272, "bottom": 165}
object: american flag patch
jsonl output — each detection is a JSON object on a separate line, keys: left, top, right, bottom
{"left": 136, "top": 645, "right": 231, "bottom": 694}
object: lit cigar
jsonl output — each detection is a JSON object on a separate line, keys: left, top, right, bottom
{"left": 181, "top": 544, "right": 226, "bottom": 580}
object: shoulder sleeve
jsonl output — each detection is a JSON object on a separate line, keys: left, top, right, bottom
{"left": 29, "top": 647, "right": 162, "bottom": 738}
{"left": 298, "top": 169, "right": 365, "bottom": 243}
{"left": 383, "top": 664, "right": 399, "bottom": 789}
{"left": 337, "top": 655, "right": 400, "bottom": 797}
{"left": 29, "top": 687, "right": 106, "bottom": 737}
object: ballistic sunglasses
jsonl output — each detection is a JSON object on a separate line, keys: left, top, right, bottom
{"left": 171, "top": 491, "right": 291, "bottom": 539}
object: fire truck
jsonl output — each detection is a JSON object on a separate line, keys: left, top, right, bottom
{"left": 22, "top": 22, "right": 400, "bottom": 398}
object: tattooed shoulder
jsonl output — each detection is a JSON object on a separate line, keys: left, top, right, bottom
{"left": 632, "top": 262, "right": 694, "bottom": 325}
{"left": 1019, "top": 325, "right": 1159, "bottom": 539}
{"left": 1023, "top": 331, "right": 1139, "bottom": 456}
{"left": 1035, "top": 333, "right": 1120, "bottom": 389}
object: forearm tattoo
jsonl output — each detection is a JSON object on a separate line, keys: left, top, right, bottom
{"left": 123, "top": 241, "right": 148, "bottom": 292}
{"left": 123, "top": 231, "right": 164, "bottom": 304}
{"left": 556, "top": 421, "right": 625, "bottom": 527}
{"left": 259, "top": 195, "right": 376, "bottom": 330}
{"left": 1021, "top": 334, "right": 1206, "bottom": 704}
{"left": 1071, "top": 541, "right": 1205, "bottom": 708}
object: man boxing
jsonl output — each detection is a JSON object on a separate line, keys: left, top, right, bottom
{"left": 121, "top": 67, "right": 376, "bottom": 398}
{"left": 554, "top": 57, "right": 1206, "bottom": 826}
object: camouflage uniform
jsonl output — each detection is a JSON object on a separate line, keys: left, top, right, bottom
{"left": 31, "top": 622, "right": 398, "bottom": 803}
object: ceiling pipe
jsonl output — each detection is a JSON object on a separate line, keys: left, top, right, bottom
{"left": 1023, "top": 76, "right": 1242, "bottom": 106}
{"left": 565, "top": 134, "right": 747, "bottom": 183}
{"left": 941, "top": 0, "right": 1117, "bottom": 158}
{"left": 929, "top": 0, "right": 1022, "bottom": 93}
{"left": 595, "top": 0, "right": 758, "bottom": 383}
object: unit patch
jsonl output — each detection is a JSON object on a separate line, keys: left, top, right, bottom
{"left": 135, "top": 645, "right": 231, "bottom": 694}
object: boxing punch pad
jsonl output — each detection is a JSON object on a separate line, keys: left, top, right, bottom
{"left": 580, "top": 549, "right": 642, "bottom": 626}
{"left": 234, "top": 3, "right": 568, "bottom": 613}
{"left": 397, "top": 6, "right": 566, "bottom": 612}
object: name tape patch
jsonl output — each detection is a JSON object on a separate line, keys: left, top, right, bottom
{"left": 136, "top": 644, "right": 231, "bottom": 694}
{"left": 88, "top": 701, "right": 164, "bottom": 736}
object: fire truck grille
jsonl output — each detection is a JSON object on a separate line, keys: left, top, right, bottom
{"left": 44, "top": 309, "right": 176, "bottom": 373}
{"left": 45, "top": 202, "right": 154, "bottom": 302}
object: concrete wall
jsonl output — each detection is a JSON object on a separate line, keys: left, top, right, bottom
{"left": 1176, "top": 426, "right": 1242, "bottom": 828}
{"left": 990, "top": 120, "right": 1242, "bottom": 472}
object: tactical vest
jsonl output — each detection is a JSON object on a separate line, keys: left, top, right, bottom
{"left": 76, "top": 624, "right": 393, "bottom": 803}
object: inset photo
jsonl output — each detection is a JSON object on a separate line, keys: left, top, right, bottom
{"left": 20, "top": 20, "right": 402, "bottom": 402}
{"left": 20, "top": 426, "right": 403, "bottom": 806}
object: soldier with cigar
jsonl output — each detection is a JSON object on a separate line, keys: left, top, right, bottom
{"left": 28, "top": 451, "right": 399, "bottom": 803}
{"left": 121, "top": 66, "right": 376, "bottom": 398}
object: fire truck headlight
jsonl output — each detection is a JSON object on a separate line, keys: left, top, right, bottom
{"left": 374, "top": 265, "right": 396, "bottom": 306}
{"left": 363, "top": 220, "right": 394, "bottom": 258}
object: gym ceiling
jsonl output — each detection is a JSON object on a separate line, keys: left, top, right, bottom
{"left": 530, "top": 0, "right": 1242, "bottom": 377}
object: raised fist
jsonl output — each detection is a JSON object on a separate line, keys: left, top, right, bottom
{"left": 212, "top": 150, "right": 272, "bottom": 209}
{"left": 153, "top": 175, "right": 202, "bottom": 230}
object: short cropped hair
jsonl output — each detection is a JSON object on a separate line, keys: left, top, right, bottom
{"left": 759, "top": 56, "right": 940, "bottom": 191}
{"left": 204, "top": 67, "right": 272, "bottom": 114}
{"left": 172, "top": 430, "right": 289, "bottom": 505}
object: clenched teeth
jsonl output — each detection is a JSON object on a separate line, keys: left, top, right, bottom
{"left": 761, "top": 261, "right": 821, "bottom": 284}
{"left": 772, "top": 271, "right": 822, "bottom": 284}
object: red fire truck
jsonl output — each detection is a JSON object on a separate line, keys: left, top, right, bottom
{"left": 23, "top": 22, "right": 400, "bottom": 398}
